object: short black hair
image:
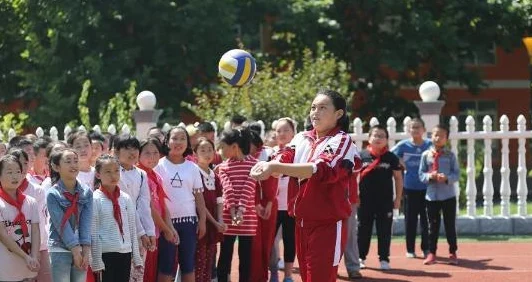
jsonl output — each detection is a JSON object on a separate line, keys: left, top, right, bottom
{"left": 231, "top": 114, "right": 247, "bottom": 125}
{"left": 410, "top": 118, "right": 426, "bottom": 128}
{"left": 9, "top": 136, "right": 33, "bottom": 149}
{"left": 196, "top": 122, "right": 215, "bottom": 133}
{"left": 113, "top": 134, "right": 141, "bottom": 151}
{"left": 369, "top": 124, "right": 389, "bottom": 139}
{"left": 140, "top": 138, "right": 163, "bottom": 155}
{"left": 67, "top": 130, "right": 92, "bottom": 147}
{"left": 33, "top": 137, "right": 52, "bottom": 154}
{"left": 433, "top": 124, "right": 450, "bottom": 138}
{"left": 89, "top": 131, "right": 106, "bottom": 143}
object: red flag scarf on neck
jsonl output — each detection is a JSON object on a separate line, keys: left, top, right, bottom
{"left": 61, "top": 190, "right": 80, "bottom": 233}
{"left": 431, "top": 148, "right": 444, "bottom": 172}
{"left": 137, "top": 163, "right": 169, "bottom": 219}
{"left": 100, "top": 186, "right": 124, "bottom": 240}
{"left": 0, "top": 186, "right": 30, "bottom": 254}
{"left": 17, "top": 178, "right": 29, "bottom": 193}
{"left": 360, "top": 145, "right": 389, "bottom": 180}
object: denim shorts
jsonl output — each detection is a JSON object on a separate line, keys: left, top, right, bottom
{"left": 158, "top": 217, "right": 198, "bottom": 275}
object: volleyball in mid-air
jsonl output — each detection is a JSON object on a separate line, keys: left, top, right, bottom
{"left": 218, "top": 49, "right": 257, "bottom": 87}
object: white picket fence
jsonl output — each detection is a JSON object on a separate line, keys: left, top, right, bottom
{"left": 2, "top": 115, "right": 530, "bottom": 220}
{"left": 351, "top": 114, "right": 530, "bottom": 219}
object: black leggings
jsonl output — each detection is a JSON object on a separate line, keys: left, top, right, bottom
{"left": 426, "top": 197, "right": 458, "bottom": 254}
{"left": 217, "top": 235, "right": 253, "bottom": 282}
{"left": 101, "top": 252, "right": 132, "bottom": 282}
{"left": 275, "top": 210, "right": 296, "bottom": 262}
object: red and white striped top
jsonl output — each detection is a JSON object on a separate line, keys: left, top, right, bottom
{"left": 218, "top": 155, "right": 258, "bottom": 236}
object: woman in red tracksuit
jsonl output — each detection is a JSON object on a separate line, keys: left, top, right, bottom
{"left": 251, "top": 89, "right": 361, "bottom": 282}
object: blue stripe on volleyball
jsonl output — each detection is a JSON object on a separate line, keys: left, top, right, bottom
{"left": 228, "top": 56, "right": 246, "bottom": 86}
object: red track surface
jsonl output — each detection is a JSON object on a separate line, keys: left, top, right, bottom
{"left": 226, "top": 241, "right": 532, "bottom": 282}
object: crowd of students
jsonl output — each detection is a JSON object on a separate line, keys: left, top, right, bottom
{"left": 0, "top": 88, "right": 460, "bottom": 282}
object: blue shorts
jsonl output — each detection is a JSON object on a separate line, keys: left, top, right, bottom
{"left": 158, "top": 217, "right": 198, "bottom": 275}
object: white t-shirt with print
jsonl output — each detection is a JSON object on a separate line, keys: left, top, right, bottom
{"left": 0, "top": 195, "right": 39, "bottom": 281}
{"left": 154, "top": 158, "right": 203, "bottom": 219}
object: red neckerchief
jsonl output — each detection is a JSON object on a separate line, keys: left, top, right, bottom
{"left": 100, "top": 186, "right": 124, "bottom": 240}
{"left": 61, "top": 190, "right": 80, "bottom": 234}
{"left": 17, "top": 178, "right": 29, "bottom": 193}
{"left": 29, "top": 169, "right": 48, "bottom": 183}
{"left": 137, "top": 163, "right": 169, "bottom": 219}
{"left": 0, "top": 186, "right": 30, "bottom": 254}
{"left": 360, "top": 145, "right": 389, "bottom": 180}
{"left": 431, "top": 148, "right": 444, "bottom": 172}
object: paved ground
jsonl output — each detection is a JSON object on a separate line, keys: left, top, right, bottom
{"left": 226, "top": 241, "right": 532, "bottom": 281}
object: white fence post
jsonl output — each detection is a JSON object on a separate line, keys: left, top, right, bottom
{"left": 64, "top": 125, "right": 72, "bottom": 141}
{"left": 8, "top": 128, "right": 16, "bottom": 141}
{"left": 465, "top": 116, "right": 477, "bottom": 217}
{"left": 387, "top": 117, "right": 396, "bottom": 148}
{"left": 482, "top": 116, "right": 494, "bottom": 217}
{"left": 449, "top": 116, "right": 460, "bottom": 213}
{"left": 517, "top": 115, "right": 528, "bottom": 216}
{"left": 50, "top": 127, "right": 59, "bottom": 142}
{"left": 353, "top": 118, "right": 364, "bottom": 150}
{"left": 35, "top": 127, "right": 44, "bottom": 138}
{"left": 108, "top": 124, "right": 117, "bottom": 135}
{"left": 402, "top": 116, "right": 411, "bottom": 134}
{"left": 499, "top": 115, "right": 511, "bottom": 217}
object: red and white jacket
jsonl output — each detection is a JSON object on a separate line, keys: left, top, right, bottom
{"left": 274, "top": 127, "right": 361, "bottom": 227}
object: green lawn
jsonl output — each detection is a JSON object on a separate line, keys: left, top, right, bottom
{"left": 458, "top": 201, "right": 532, "bottom": 216}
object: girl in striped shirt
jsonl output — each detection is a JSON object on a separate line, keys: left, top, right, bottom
{"left": 91, "top": 154, "right": 142, "bottom": 282}
{"left": 216, "top": 128, "right": 258, "bottom": 282}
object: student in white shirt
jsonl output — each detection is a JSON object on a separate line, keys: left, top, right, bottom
{"left": 68, "top": 131, "right": 95, "bottom": 190}
{"left": 155, "top": 126, "right": 207, "bottom": 282}
{"left": 91, "top": 154, "right": 142, "bottom": 282}
{"left": 114, "top": 134, "right": 156, "bottom": 281}
{"left": 0, "top": 154, "right": 40, "bottom": 281}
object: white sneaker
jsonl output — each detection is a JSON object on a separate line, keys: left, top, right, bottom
{"left": 277, "top": 259, "right": 285, "bottom": 270}
{"left": 406, "top": 252, "right": 416, "bottom": 258}
{"left": 380, "top": 260, "right": 390, "bottom": 270}
{"left": 359, "top": 259, "right": 366, "bottom": 269}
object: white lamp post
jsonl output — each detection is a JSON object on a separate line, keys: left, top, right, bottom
{"left": 414, "top": 81, "right": 445, "bottom": 135}
{"left": 133, "top": 91, "right": 163, "bottom": 139}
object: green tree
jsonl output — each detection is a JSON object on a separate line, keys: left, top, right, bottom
{"left": 184, "top": 45, "right": 350, "bottom": 128}
{"left": 13, "top": 0, "right": 238, "bottom": 127}
{"left": 248, "top": 0, "right": 530, "bottom": 120}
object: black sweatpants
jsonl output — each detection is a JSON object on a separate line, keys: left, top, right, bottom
{"left": 403, "top": 189, "right": 429, "bottom": 254}
{"left": 426, "top": 197, "right": 458, "bottom": 254}
{"left": 100, "top": 252, "right": 132, "bottom": 282}
{"left": 217, "top": 235, "right": 253, "bottom": 282}
{"left": 357, "top": 200, "right": 394, "bottom": 262}
{"left": 275, "top": 210, "right": 296, "bottom": 262}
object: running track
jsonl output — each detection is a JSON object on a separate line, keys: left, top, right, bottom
{"left": 227, "top": 241, "right": 532, "bottom": 281}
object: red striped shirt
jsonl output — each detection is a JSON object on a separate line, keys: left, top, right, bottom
{"left": 218, "top": 155, "right": 258, "bottom": 236}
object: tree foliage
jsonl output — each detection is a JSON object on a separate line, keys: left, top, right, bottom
{"left": 0, "top": 0, "right": 530, "bottom": 127}
{"left": 184, "top": 44, "right": 350, "bottom": 129}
